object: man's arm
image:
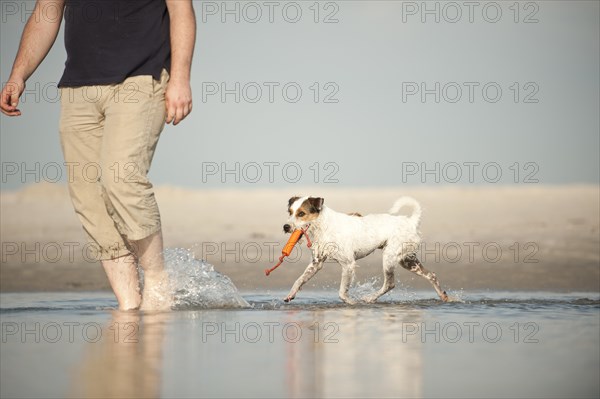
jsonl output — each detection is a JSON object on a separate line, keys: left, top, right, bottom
{"left": 0, "top": 0, "right": 65, "bottom": 116}
{"left": 165, "top": 0, "right": 196, "bottom": 126}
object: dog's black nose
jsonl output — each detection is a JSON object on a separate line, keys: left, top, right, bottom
{"left": 283, "top": 224, "right": 291, "bottom": 233}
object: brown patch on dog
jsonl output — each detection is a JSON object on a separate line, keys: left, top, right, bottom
{"left": 307, "top": 197, "right": 324, "bottom": 212}
{"left": 288, "top": 196, "right": 300, "bottom": 207}
{"left": 294, "top": 197, "right": 324, "bottom": 222}
{"left": 347, "top": 212, "right": 362, "bottom": 217}
{"left": 288, "top": 196, "right": 300, "bottom": 215}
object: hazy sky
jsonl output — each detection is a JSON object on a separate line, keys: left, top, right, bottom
{"left": 1, "top": 1, "right": 599, "bottom": 189}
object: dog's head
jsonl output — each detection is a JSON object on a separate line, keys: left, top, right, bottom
{"left": 283, "top": 196, "right": 324, "bottom": 233}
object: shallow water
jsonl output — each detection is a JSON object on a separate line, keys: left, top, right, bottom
{"left": 1, "top": 289, "right": 599, "bottom": 399}
{"left": 1, "top": 249, "right": 599, "bottom": 398}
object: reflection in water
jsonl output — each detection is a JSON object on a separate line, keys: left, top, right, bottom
{"left": 70, "top": 311, "right": 169, "bottom": 398}
{"left": 2, "top": 292, "right": 597, "bottom": 398}
{"left": 282, "top": 308, "right": 424, "bottom": 398}
{"left": 152, "top": 306, "right": 425, "bottom": 398}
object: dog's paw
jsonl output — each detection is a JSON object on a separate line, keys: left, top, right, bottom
{"left": 340, "top": 296, "right": 358, "bottom": 305}
{"left": 362, "top": 295, "right": 379, "bottom": 304}
{"left": 283, "top": 295, "right": 295, "bottom": 303}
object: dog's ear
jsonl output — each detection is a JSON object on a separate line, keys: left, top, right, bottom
{"left": 288, "top": 196, "right": 300, "bottom": 208}
{"left": 307, "top": 197, "right": 324, "bottom": 213}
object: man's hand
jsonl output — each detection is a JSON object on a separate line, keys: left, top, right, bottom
{"left": 0, "top": 78, "right": 26, "bottom": 116}
{"left": 0, "top": 0, "right": 65, "bottom": 118}
{"left": 165, "top": 0, "right": 195, "bottom": 127}
{"left": 165, "top": 79, "right": 192, "bottom": 125}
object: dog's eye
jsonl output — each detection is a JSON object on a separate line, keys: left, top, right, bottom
{"left": 297, "top": 211, "right": 305, "bottom": 217}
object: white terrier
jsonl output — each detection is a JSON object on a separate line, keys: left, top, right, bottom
{"left": 283, "top": 196, "right": 449, "bottom": 304}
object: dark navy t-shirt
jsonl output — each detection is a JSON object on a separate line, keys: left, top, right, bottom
{"left": 58, "top": 0, "right": 171, "bottom": 87}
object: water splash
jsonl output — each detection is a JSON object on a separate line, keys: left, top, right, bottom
{"left": 350, "top": 277, "right": 380, "bottom": 301}
{"left": 162, "top": 248, "right": 249, "bottom": 309}
{"left": 349, "top": 278, "right": 449, "bottom": 303}
{"left": 446, "top": 288, "right": 466, "bottom": 303}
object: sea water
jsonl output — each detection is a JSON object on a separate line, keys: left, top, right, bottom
{"left": 1, "top": 249, "right": 598, "bottom": 398}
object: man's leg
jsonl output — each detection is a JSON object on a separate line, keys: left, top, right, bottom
{"left": 132, "top": 230, "right": 171, "bottom": 310}
{"left": 102, "top": 255, "right": 142, "bottom": 310}
{"left": 59, "top": 86, "right": 140, "bottom": 311}
{"left": 100, "top": 71, "right": 170, "bottom": 310}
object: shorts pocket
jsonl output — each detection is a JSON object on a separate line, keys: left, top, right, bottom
{"left": 121, "top": 75, "right": 154, "bottom": 98}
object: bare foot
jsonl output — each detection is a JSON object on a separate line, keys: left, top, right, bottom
{"left": 141, "top": 270, "right": 172, "bottom": 311}
{"left": 102, "top": 255, "right": 142, "bottom": 311}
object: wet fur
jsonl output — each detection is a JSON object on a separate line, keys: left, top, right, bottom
{"left": 283, "top": 196, "right": 448, "bottom": 304}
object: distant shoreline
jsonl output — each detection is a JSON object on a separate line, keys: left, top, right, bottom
{"left": 2, "top": 184, "right": 599, "bottom": 293}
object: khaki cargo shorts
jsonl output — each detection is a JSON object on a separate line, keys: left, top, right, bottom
{"left": 59, "top": 70, "right": 169, "bottom": 260}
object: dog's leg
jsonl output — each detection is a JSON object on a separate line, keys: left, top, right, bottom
{"left": 401, "top": 254, "right": 448, "bottom": 302}
{"left": 284, "top": 260, "right": 324, "bottom": 302}
{"left": 339, "top": 262, "right": 357, "bottom": 305}
{"left": 363, "top": 255, "right": 396, "bottom": 303}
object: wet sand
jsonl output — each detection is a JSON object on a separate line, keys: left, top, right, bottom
{"left": 1, "top": 185, "right": 599, "bottom": 398}
{"left": 1, "top": 184, "right": 599, "bottom": 293}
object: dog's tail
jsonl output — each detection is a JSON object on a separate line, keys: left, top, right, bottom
{"left": 388, "top": 196, "right": 422, "bottom": 226}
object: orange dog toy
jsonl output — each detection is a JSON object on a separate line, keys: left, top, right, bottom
{"left": 264, "top": 227, "right": 312, "bottom": 276}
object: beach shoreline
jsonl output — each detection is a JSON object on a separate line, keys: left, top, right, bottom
{"left": 1, "top": 183, "right": 599, "bottom": 293}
